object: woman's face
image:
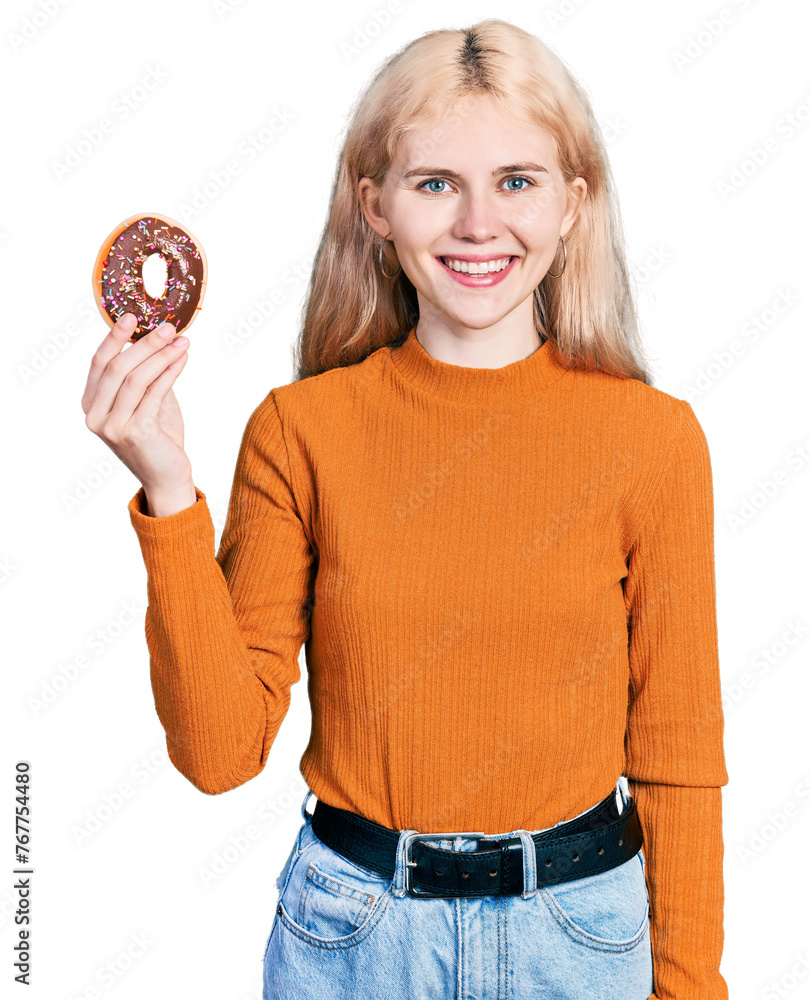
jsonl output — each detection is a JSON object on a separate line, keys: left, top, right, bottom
{"left": 358, "top": 93, "right": 587, "bottom": 334}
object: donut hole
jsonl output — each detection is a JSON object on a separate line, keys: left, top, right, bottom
{"left": 142, "top": 252, "right": 169, "bottom": 300}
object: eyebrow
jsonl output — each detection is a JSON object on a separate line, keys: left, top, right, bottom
{"left": 402, "top": 162, "right": 550, "bottom": 180}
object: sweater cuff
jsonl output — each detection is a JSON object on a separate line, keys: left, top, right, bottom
{"left": 128, "top": 484, "right": 209, "bottom": 539}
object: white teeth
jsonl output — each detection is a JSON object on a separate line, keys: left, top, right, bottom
{"left": 441, "top": 256, "right": 513, "bottom": 274}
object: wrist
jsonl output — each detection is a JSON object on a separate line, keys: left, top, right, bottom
{"left": 142, "top": 481, "right": 197, "bottom": 518}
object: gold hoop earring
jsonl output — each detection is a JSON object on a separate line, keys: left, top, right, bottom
{"left": 547, "top": 235, "right": 567, "bottom": 278}
{"left": 378, "top": 233, "right": 401, "bottom": 278}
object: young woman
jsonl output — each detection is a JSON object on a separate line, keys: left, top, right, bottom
{"left": 83, "top": 18, "right": 729, "bottom": 1000}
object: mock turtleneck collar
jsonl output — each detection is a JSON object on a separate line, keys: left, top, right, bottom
{"left": 388, "top": 325, "right": 572, "bottom": 404}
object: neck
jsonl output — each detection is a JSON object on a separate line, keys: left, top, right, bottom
{"left": 389, "top": 325, "right": 571, "bottom": 406}
{"left": 413, "top": 323, "right": 545, "bottom": 371}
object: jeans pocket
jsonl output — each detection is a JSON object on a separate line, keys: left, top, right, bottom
{"left": 296, "top": 861, "right": 378, "bottom": 937}
{"left": 539, "top": 850, "right": 650, "bottom": 952}
{"left": 276, "top": 821, "right": 393, "bottom": 949}
{"left": 263, "top": 819, "right": 319, "bottom": 962}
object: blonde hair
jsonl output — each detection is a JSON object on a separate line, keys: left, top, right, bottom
{"left": 292, "top": 18, "right": 653, "bottom": 385}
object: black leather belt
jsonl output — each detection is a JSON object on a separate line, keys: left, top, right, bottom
{"left": 310, "top": 786, "right": 643, "bottom": 898}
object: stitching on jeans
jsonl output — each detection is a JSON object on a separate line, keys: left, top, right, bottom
{"left": 298, "top": 866, "right": 373, "bottom": 931}
{"left": 278, "top": 834, "right": 317, "bottom": 898}
{"left": 496, "top": 893, "right": 501, "bottom": 998}
{"left": 456, "top": 896, "right": 464, "bottom": 1000}
{"left": 539, "top": 887, "right": 649, "bottom": 953}
{"left": 495, "top": 896, "right": 501, "bottom": 1000}
{"left": 277, "top": 889, "right": 391, "bottom": 950}
{"left": 304, "top": 863, "right": 376, "bottom": 906}
{"left": 504, "top": 893, "right": 509, "bottom": 999}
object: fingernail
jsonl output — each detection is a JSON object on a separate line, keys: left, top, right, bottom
{"left": 120, "top": 313, "right": 136, "bottom": 331}
{"left": 160, "top": 324, "right": 176, "bottom": 339}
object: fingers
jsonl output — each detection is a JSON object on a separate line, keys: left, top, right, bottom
{"left": 84, "top": 315, "right": 188, "bottom": 431}
{"left": 103, "top": 332, "right": 190, "bottom": 437}
{"left": 81, "top": 313, "right": 139, "bottom": 414}
{"left": 127, "top": 349, "right": 190, "bottom": 444}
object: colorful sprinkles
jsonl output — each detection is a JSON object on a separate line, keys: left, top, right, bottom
{"left": 97, "top": 216, "right": 205, "bottom": 340}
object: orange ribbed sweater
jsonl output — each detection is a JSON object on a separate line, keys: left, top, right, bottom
{"left": 128, "top": 326, "right": 729, "bottom": 999}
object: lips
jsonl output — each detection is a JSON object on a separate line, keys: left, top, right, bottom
{"left": 438, "top": 256, "right": 517, "bottom": 272}
{"left": 435, "top": 254, "right": 519, "bottom": 287}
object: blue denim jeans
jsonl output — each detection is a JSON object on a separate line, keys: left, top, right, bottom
{"left": 262, "top": 779, "right": 654, "bottom": 999}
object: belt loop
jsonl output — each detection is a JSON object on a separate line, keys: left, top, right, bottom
{"left": 393, "top": 828, "right": 420, "bottom": 898}
{"left": 516, "top": 831, "right": 537, "bottom": 898}
{"left": 301, "top": 790, "right": 314, "bottom": 820}
{"left": 617, "top": 776, "right": 630, "bottom": 813}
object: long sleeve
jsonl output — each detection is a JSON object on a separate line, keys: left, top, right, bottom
{"left": 127, "top": 389, "right": 317, "bottom": 795}
{"left": 623, "top": 399, "right": 730, "bottom": 999}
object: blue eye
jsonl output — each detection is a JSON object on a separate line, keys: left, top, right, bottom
{"left": 418, "top": 175, "right": 534, "bottom": 196}
{"left": 504, "top": 176, "right": 532, "bottom": 192}
{"left": 421, "top": 178, "right": 450, "bottom": 194}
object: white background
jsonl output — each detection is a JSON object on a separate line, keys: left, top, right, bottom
{"left": 3, "top": 0, "right": 809, "bottom": 998}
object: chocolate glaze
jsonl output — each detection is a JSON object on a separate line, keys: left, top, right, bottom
{"left": 98, "top": 216, "right": 204, "bottom": 341}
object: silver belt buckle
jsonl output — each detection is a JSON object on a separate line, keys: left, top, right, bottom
{"left": 403, "top": 830, "right": 488, "bottom": 898}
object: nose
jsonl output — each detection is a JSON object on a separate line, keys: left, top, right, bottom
{"left": 449, "top": 187, "right": 505, "bottom": 243}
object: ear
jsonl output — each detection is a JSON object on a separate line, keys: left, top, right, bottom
{"left": 357, "top": 177, "right": 391, "bottom": 241}
{"left": 560, "top": 176, "right": 587, "bottom": 239}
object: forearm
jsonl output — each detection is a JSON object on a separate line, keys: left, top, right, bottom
{"left": 130, "top": 486, "right": 283, "bottom": 795}
{"left": 629, "top": 780, "right": 728, "bottom": 1000}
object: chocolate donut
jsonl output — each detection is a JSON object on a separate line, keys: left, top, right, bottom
{"left": 92, "top": 212, "right": 207, "bottom": 343}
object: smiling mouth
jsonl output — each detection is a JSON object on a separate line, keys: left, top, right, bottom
{"left": 437, "top": 256, "right": 518, "bottom": 274}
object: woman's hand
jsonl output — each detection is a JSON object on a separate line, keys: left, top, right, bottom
{"left": 81, "top": 313, "right": 194, "bottom": 504}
